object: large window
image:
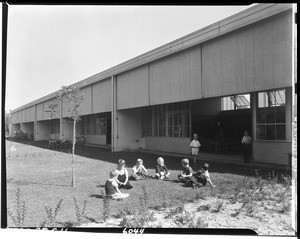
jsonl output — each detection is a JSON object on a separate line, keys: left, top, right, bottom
{"left": 142, "top": 102, "right": 190, "bottom": 138}
{"left": 81, "top": 114, "right": 106, "bottom": 135}
{"left": 221, "top": 94, "right": 250, "bottom": 111}
{"left": 256, "top": 89, "right": 286, "bottom": 141}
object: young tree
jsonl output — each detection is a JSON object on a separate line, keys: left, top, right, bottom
{"left": 56, "top": 85, "right": 85, "bottom": 188}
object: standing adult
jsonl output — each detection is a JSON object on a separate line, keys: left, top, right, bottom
{"left": 241, "top": 130, "right": 252, "bottom": 164}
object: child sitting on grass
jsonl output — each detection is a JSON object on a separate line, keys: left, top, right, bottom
{"left": 178, "top": 158, "right": 193, "bottom": 183}
{"left": 116, "top": 159, "right": 133, "bottom": 189}
{"left": 190, "top": 163, "right": 216, "bottom": 188}
{"left": 105, "top": 170, "right": 129, "bottom": 199}
{"left": 131, "top": 158, "right": 149, "bottom": 180}
{"left": 154, "top": 157, "right": 170, "bottom": 180}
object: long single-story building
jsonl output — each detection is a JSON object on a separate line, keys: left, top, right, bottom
{"left": 9, "top": 4, "right": 297, "bottom": 165}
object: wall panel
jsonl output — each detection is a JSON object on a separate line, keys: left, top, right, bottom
{"left": 117, "top": 65, "right": 149, "bottom": 110}
{"left": 202, "top": 11, "right": 292, "bottom": 97}
{"left": 21, "top": 110, "right": 26, "bottom": 123}
{"left": 36, "top": 103, "right": 44, "bottom": 121}
{"left": 78, "top": 86, "right": 92, "bottom": 115}
{"left": 149, "top": 46, "right": 202, "bottom": 105}
{"left": 93, "top": 79, "right": 111, "bottom": 113}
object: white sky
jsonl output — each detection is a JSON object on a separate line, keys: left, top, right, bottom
{"left": 5, "top": 4, "right": 255, "bottom": 112}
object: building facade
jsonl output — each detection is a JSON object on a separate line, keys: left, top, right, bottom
{"left": 9, "top": 4, "right": 297, "bottom": 165}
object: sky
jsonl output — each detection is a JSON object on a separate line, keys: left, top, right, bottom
{"left": 5, "top": 4, "right": 255, "bottom": 112}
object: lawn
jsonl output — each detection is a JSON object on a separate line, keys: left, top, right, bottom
{"left": 5, "top": 139, "right": 295, "bottom": 235}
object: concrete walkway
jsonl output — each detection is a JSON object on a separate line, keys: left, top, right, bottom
{"left": 140, "top": 149, "right": 290, "bottom": 170}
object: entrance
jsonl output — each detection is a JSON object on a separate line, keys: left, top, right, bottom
{"left": 191, "top": 96, "right": 252, "bottom": 155}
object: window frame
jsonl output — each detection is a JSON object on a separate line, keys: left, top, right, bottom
{"left": 256, "top": 89, "right": 287, "bottom": 142}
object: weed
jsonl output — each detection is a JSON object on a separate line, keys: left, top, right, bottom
{"left": 7, "top": 188, "right": 27, "bottom": 227}
{"left": 174, "top": 210, "right": 207, "bottom": 228}
{"left": 165, "top": 204, "right": 184, "bottom": 219}
{"left": 189, "top": 217, "right": 208, "bottom": 228}
{"left": 39, "top": 199, "right": 63, "bottom": 227}
{"left": 73, "top": 197, "right": 87, "bottom": 225}
{"left": 102, "top": 197, "right": 111, "bottom": 221}
{"left": 138, "top": 185, "right": 149, "bottom": 212}
{"left": 231, "top": 206, "right": 243, "bottom": 217}
{"left": 280, "top": 200, "right": 291, "bottom": 213}
{"left": 197, "top": 204, "right": 211, "bottom": 211}
{"left": 211, "top": 200, "right": 224, "bottom": 213}
{"left": 245, "top": 202, "right": 255, "bottom": 217}
{"left": 119, "top": 211, "right": 155, "bottom": 227}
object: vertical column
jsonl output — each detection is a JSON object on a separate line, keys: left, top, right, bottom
{"left": 59, "top": 100, "right": 64, "bottom": 140}
{"left": 111, "top": 75, "right": 117, "bottom": 152}
{"left": 34, "top": 104, "right": 38, "bottom": 141}
{"left": 251, "top": 92, "right": 257, "bottom": 162}
{"left": 285, "top": 87, "right": 292, "bottom": 142}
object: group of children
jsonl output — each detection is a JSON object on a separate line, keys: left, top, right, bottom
{"left": 105, "top": 156, "right": 215, "bottom": 200}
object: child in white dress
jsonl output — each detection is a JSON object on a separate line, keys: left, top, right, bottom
{"left": 190, "top": 134, "right": 201, "bottom": 166}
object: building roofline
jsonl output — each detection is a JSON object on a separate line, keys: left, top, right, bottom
{"left": 11, "top": 3, "right": 292, "bottom": 113}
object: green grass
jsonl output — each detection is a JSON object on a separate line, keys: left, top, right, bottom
{"left": 6, "top": 139, "right": 292, "bottom": 228}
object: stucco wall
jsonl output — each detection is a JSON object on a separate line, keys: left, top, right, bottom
{"left": 145, "top": 137, "right": 191, "bottom": 154}
{"left": 253, "top": 141, "right": 291, "bottom": 165}
{"left": 86, "top": 135, "right": 106, "bottom": 145}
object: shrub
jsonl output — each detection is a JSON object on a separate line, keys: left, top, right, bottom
{"left": 7, "top": 188, "right": 27, "bottom": 227}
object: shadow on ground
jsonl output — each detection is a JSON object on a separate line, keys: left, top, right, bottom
{"left": 5, "top": 138, "right": 291, "bottom": 178}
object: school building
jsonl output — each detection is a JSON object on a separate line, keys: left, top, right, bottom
{"left": 9, "top": 4, "right": 297, "bottom": 165}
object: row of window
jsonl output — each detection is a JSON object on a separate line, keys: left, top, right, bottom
{"left": 80, "top": 114, "right": 107, "bottom": 135}
{"left": 141, "top": 102, "right": 191, "bottom": 138}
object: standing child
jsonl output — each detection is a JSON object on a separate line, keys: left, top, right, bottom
{"left": 190, "top": 133, "right": 201, "bottom": 166}
{"left": 241, "top": 130, "right": 252, "bottom": 164}
{"left": 154, "top": 157, "right": 170, "bottom": 180}
{"left": 178, "top": 158, "right": 193, "bottom": 183}
{"left": 131, "top": 158, "right": 149, "bottom": 180}
{"left": 105, "top": 170, "right": 129, "bottom": 199}
{"left": 191, "top": 163, "right": 216, "bottom": 187}
{"left": 116, "top": 159, "right": 133, "bottom": 189}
